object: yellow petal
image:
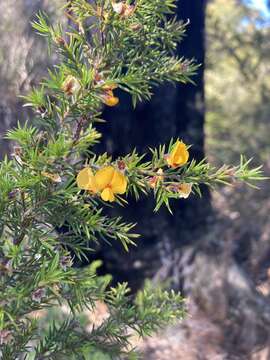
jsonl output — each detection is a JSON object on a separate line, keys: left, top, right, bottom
{"left": 166, "top": 155, "right": 174, "bottom": 167}
{"left": 179, "top": 183, "right": 192, "bottom": 199}
{"left": 110, "top": 169, "right": 127, "bottom": 194}
{"left": 174, "top": 141, "right": 189, "bottom": 164}
{"left": 168, "top": 141, "right": 189, "bottom": 167}
{"left": 88, "top": 177, "right": 98, "bottom": 193}
{"left": 103, "top": 95, "right": 119, "bottom": 107}
{"left": 101, "top": 187, "right": 115, "bottom": 202}
{"left": 95, "top": 166, "right": 115, "bottom": 190}
{"left": 76, "top": 167, "right": 98, "bottom": 192}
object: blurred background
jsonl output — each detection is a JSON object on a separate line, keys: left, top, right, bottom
{"left": 1, "top": 0, "right": 270, "bottom": 359}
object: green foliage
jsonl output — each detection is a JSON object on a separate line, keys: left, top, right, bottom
{"left": 206, "top": 0, "right": 270, "bottom": 165}
{"left": 0, "top": 0, "right": 265, "bottom": 359}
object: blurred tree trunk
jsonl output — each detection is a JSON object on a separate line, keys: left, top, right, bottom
{"left": 94, "top": 0, "right": 211, "bottom": 290}
{"left": 0, "top": 0, "right": 62, "bottom": 158}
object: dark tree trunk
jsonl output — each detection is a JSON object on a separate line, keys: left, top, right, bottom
{"left": 93, "top": 0, "right": 212, "bottom": 291}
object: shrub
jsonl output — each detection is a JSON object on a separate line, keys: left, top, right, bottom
{"left": 0, "top": 1, "right": 263, "bottom": 359}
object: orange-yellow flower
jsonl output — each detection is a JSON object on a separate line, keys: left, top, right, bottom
{"left": 167, "top": 141, "right": 189, "bottom": 168}
{"left": 178, "top": 183, "right": 192, "bottom": 199}
{"left": 95, "top": 166, "right": 127, "bottom": 202}
{"left": 76, "top": 166, "right": 127, "bottom": 202}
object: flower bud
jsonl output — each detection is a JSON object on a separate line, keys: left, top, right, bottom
{"left": 149, "top": 176, "right": 157, "bottom": 189}
{"left": 178, "top": 183, "right": 192, "bottom": 198}
{"left": 149, "top": 169, "right": 163, "bottom": 189}
{"left": 55, "top": 36, "right": 66, "bottom": 47}
{"left": 117, "top": 160, "right": 126, "bottom": 171}
{"left": 62, "top": 75, "right": 81, "bottom": 96}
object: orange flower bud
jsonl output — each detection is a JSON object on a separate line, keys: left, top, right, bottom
{"left": 149, "top": 177, "right": 157, "bottom": 189}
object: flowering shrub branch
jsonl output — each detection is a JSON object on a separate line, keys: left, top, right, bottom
{"left": 0, "top": 0, "right": 265, "bottom": 359}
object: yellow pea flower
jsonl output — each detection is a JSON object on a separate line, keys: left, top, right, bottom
{"left": 76, "top": 167, "right": 98, "bottom": 193}
{"left": 95, "top": 166, "right": 127, "bottom": 202}
{"left": 76, "top": 166, "right": 127, "bottom": 202}
{"left": 178, "top": 183, "right": 192, "bottom": 199}
{"left": 167, "top": 140, "right": 189, "bottom": 168}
